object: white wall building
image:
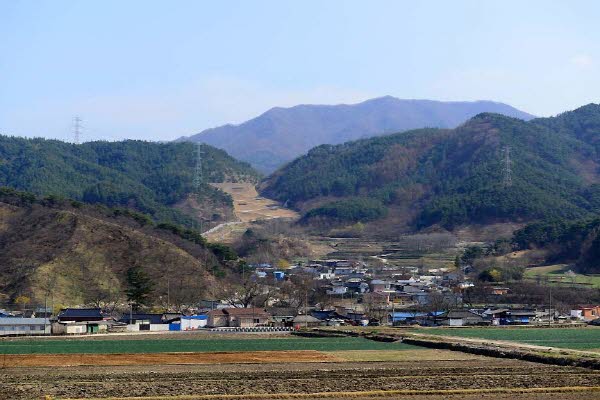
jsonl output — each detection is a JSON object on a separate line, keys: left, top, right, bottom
{"left": 0, "top": 318, "right": 51, "bottom": 336}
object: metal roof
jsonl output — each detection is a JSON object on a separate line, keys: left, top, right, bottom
{"left": 0, "top": 318, "right": 49, "bottom": 325}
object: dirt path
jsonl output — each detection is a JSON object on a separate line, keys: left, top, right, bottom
{"left": 406, "top": 331, "right": 600, "bottom": 357}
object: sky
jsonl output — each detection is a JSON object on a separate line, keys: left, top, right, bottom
{"left": 1, "top": 1, "right": 599, "bottom": 142}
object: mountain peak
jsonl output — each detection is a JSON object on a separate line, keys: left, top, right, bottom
{"left": 179, "top": 97, "right": 534, "bottom": 173}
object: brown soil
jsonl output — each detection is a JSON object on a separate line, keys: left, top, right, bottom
{"left": 2, "top": 356, "right": 599, "bottom": 399}
{"left": 1, "top": 350, "right": 339, "bottom": 367}
{"left": 211, "top": 183, "right": 298, "bottom": 223}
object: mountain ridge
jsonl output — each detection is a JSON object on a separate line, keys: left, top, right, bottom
{"left": 0, "top": 137, "right": 260, "bottom": 228}
{"left": 178, "top": 96, "right": 535, "bottom": 172}
{"left": 260, "top": 103, "right": 600, "bottom": 237}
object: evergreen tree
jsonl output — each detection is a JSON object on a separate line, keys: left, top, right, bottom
{"left": 125, "top": 265, "right": 154, "bottom": 309}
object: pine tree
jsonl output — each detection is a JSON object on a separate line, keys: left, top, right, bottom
{"left": 125, "top": 265, "right": 154, "bottom": 309}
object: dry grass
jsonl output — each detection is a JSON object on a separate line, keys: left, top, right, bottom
{"left": 212, "top": 183, "right": 298, "bottom": 223}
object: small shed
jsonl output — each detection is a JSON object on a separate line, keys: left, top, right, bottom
{"left": 444, "top": 310, "right": 484, "bottom": 326}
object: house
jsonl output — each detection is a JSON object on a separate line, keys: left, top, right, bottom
{"left": 370, "top": 279, "right": 389, "bottom": 292}
{"left": 484, "top": 308, "right": 536, "bottom": 325}
{"left": 57, "top": 308, "right": 103, "bottom": 322}
{"left": 51, "top": 321, "right": 88, "bottom": 335}
{"left": 119, "top": 313, "right": 177, "bottom": 332}
{"left": 442, "top": 310, "right": 485, "bottom": 326}
{"left": 0, "top": 318, "right": 51, "bottom": 336}
{"left": 292, "top": 314, "right": 322, "bottom": 328}
{"left": 345, "top": 279, "right": 369, "bottom": 294}
{"left": 326, "top": 285, "right": 348, "bottom": 296}
{"left": 207, "top": 309, "right": 228, "bottom": 327}
{"left": 267, "top": 307, "right": 297, "bottom": 326}
{"left": 571, "top": 305, "right": 600, "bottom": 321}
{"left": 489, "top": 287, "right": 510, "bottom": 295}
{"left": 509, "top": 309, "right": 537, "bottom": 324}
{"left": 225, "top": 308, "right": 271, "bottom": 327}
{"left": 207, "top": 308, "right": 271, "bottom": 328}
{"left": 390, "top": 311, "right": 426, "bottom": 324}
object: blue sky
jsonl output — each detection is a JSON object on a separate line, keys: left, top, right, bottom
{"left": 1, "top": 1, "right": 598, "bottom": 142}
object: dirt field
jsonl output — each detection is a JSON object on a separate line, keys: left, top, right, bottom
{"left": 211, "top": 183, "right": 298, "bottom": 222}
{"left": 206, "top": 183, "right": 299, "bottom": 242}
{"left": 2, "top": 350, "right": 600, "bottom": 399}
{"left": 0, "top": 350, "right": 340, "bottom": 367}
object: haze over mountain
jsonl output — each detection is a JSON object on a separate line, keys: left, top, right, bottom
{"left": 260, "top": 104, "right": 600, "bottom": 237}
{"left": 179, "top": 96, "right": 535, "bottom": 173}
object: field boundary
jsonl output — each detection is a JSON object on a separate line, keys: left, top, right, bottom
{"left": 69, "top": 386, "right": 600, "bottom": 400}
{"left": 309, "top": 328, "right": 600, "bottom": 370}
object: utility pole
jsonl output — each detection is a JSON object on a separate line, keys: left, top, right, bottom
{"left": 502, "top": 146, "right": 512, "bottom": 188}
{"left": 193, "top": 143, "right": 203, "bottom": 194}
{"left": 193, "top": 143, "right": 205, "bottom": 231}
{"left": 548, "top": 284, "right": 553, "bottom": 326}
{"left": 73, "top": 116, "right": 82, "bottom": 145}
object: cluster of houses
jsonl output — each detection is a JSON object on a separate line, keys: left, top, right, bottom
{"left": 1, "top": 258, "right": 598, "bottom": 336}
{"left": 0, "top": 301, "right": 598, "bottom": 336}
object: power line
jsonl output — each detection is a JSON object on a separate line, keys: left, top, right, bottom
{"left": 73, "top": 116, "right": 82, "bottom": 145}
{"left": 193, "top": 142, "right": 203, "bottom": 194}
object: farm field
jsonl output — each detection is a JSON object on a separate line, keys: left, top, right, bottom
{"left": 524, "top": 264, "right": 600, "bottom": 288}
{"left": 2, "top": 334, "right": 600, "bottom": 399}
{"left": 2, "top": 355, "right": 600, "bottom": 399}
{"left": 415, "top": 327, "right": 600, "bottom": 351}
{"left": 0, "top": 336, "right": 418, "bottom": 355}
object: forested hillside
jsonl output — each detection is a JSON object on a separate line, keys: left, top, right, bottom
{"left": 181, "top": 96, "right": 534, "bottom": 172}
{"left": 261, "top": 104, "right": 600, "bottom": 234}
{"left": 512, "top": 217, "right": 600, "bottom": 274}
{"left": 0, "top": 187, "right": 239, "bottom": 307}
{"left": 0, "top": 137, "right": 260, "bottom": 227}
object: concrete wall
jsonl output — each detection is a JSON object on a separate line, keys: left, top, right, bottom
{"left": 149, "top": 324, "right": 170, "bottom": 332}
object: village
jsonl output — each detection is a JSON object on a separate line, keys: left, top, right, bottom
{"left": 1, "top": 258, "right": 599, "bottom": 337}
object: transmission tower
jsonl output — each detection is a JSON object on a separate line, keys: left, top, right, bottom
{"left": 193, "top": 143, "right": 203, "bottom": 194}
{"left": 502, "top": 145, "right": 512, "bottom": 187}
{"left": 73, "top": 116, "right": 82, "bottom": 144}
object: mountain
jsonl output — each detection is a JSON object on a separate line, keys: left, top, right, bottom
{"left": 260, "top": 104, "right": 600, "bottom": 236}
{"left": 179, "top": 97, "right": 535, "bottom": 173}
{"left": 0, "top": 137, "right": 260, "bottom": 228}
{"left": 0, "top": 187, "right": 235, "bottom": 307}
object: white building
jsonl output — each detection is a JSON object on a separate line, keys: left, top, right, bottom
{"left": 0, "top": 318, "right": 51, "bottom": 336}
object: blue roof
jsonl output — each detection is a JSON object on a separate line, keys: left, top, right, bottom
{"left": 182, "top": 315, "right": 207, "bottom": 320}
{"left": 391, "top": 312, "right": 426, "bottom": 318}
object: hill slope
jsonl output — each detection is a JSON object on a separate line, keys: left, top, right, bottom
{"left": 0, "top": 188, "right": 234, "bottom": 307}
{"left": 179, "top": 97, "right": 534, "bottom": 173}
{"left": 0, "top": 137, "right": 260, "bottom": 228}
{"left": 260, "top": 104, "right": 600, "bottom": 235}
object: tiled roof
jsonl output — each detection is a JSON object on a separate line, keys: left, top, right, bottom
{"left": 58, "top": 308, "right": 103, "bottom": 318}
